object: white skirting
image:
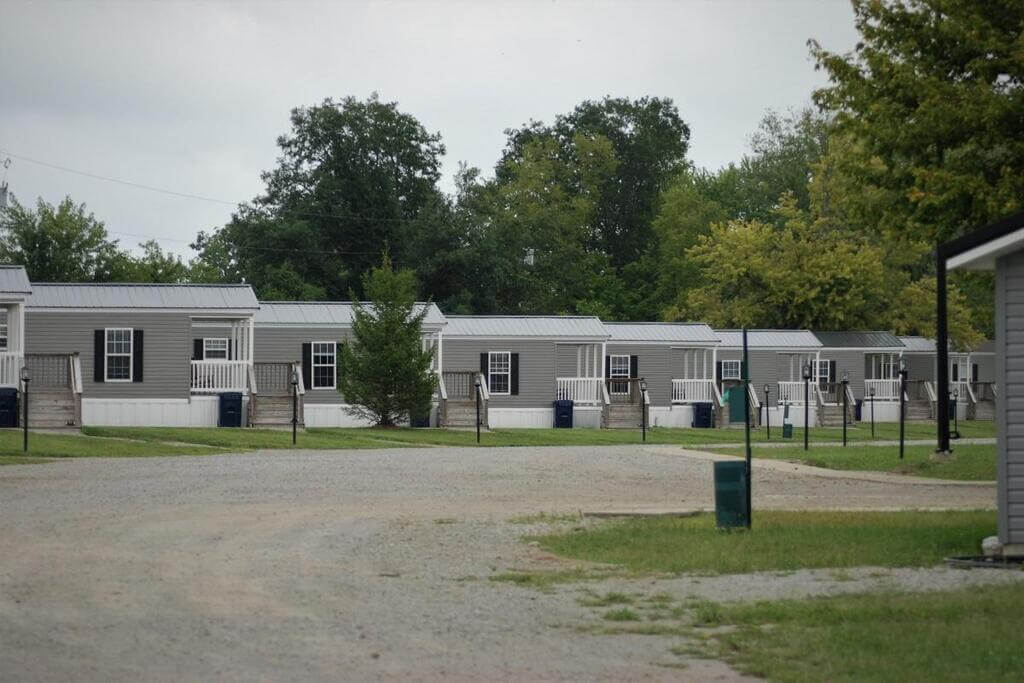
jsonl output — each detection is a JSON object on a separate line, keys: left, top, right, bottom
{"left": 488, "top": 407, "right": 555, "bottom": 428}
{"left": 82, "top": 396, "right": 248, "bottom": 427}
{"left": 766, "top": 405, "right": 817, "bottom": 429}
{"left": 649, "top": 405, "right": 694, "bottom": 428}
{"left": 572, "top": 405, "right": 602, "bottom": 429}
{"left": 303, "top": 404, "right": 377, "bottom": 428}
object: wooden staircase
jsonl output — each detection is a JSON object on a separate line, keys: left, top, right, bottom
{"left": 603, "top": 403, "right": 642, "bottom": 429}
{"left": 439, "top": 371, "right": 487, "bottom": 429}
{"left": 250, "top": 394, "right": 302, "bottom": 427}
{"left": 24, "top": 354, "right": 81, "bottom": 428}
{"left": 972, "top": 400, "right": 995, "bottom": 421}
{"left": 905, "top": 399, "right": 933, "bottom": 421}
{"left": 27, "top": 388, "right": 77, "bottom": 428}
{"left": 250, "top": 362, "right": 303, "bottom": 427}
{"left": 441, "top": 399, "right": 485, "bottom": 428}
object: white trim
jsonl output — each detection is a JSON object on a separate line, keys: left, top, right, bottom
{"left": 104, "top": 327, "right": 133, "bottom": 383}
{"left": 447, "top": 337, "right": 609, "bottom": 342}
{"left": 310, "top": 341, "right": 337, "bottom": 390}
{"left": 488, "top": 351, "right": 511, "bottom": 396}
{"left": 487, "top": 407, "right": 555, "bottom": 428}
{"left": 29, "top": 308, "right": 257, "bottom": 316}
{"left": 720, "top": 359, "right": 741, "bottom": 380}
{"left": 203, "top": 337, "right": 229, "bottom": 360}
{"left": 948, "top": 225, "right": 1024, "bottom": 271}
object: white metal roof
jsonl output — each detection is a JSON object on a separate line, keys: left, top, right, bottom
{"left": 948, "top": 224, "right": 1024, "bottom": 271}
{"left": 444, "top": 315, "right": 608, "bottom": 339}
{"left": 0, "top": 265, "right": 31, "bottom": 295}
{"left": 26, "top": 283, "right": 259, "bottom": 310}
{"left": 714, "top": 329, "right": 822, "bottom": 349}
{"left": 604, "top": 322, "right": 719, "bottom": 344}
{"left": 898, "top": 336, "right": 937, "bottom": 353}
{"left": 256, "top": 301, "right": 446, "bottom": 326}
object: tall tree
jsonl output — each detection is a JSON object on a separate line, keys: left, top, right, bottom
{"left": 0, "top": 196, "right": 127, "bottom": 281}
{"left": 337, "top": 255, "right": 437, "bottom": 426}
{"left": 193, "top": 94, "right": 449, "bottom": 300}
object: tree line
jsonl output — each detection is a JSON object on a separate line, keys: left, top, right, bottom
{"left": 3, "top": 0, "right": 1020, "bottom": 349}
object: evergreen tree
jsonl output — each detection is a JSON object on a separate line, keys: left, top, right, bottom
{"left": 338, "top": 255, "right": 436, "bottom": 426}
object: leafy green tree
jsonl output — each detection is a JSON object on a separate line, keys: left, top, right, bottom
{"left": 0, "top": 196, "right": 128, "bottom": 281}
{"left": 337, "top": 255, "right": 436, "bottom": 426}
{"left": 193, "top": 94, "right": 449, "bottom": 300}
{"left": 112, "top": 240, "right": 191, "bottom": 283}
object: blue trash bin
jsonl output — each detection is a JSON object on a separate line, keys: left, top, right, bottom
{"left": 553, "top": 399, "right": 574, "bottom": 428}
{"left": 218, "top": 392, "right": 243, "bottom": 428}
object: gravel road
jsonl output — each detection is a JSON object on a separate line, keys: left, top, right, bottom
{"left": 0, "top": 445, "right": 1011, "bottom": 681}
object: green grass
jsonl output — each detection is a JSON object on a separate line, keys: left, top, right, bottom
{"left": 80, "top": 421, "right": 995, "bottom": 452}
{"left": 700, "top": 583, "right": 1024, "bottom": 682}
{"left": 532, "top": 510, "right": 994, "bottom": 574}
{"left": 0, "top": 430, "right": 223, "bottom": 459}
{"left": 708, "top": 443, "right": 996, "bottom": 481}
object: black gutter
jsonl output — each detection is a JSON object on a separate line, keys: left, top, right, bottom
{"left": 935, "top": 208, "right": 1024, "bottom": 453}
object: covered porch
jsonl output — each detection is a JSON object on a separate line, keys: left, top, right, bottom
{"left": 190, "top": 317, "right": 255, "bottom": 394}
{"left": 555, "top": 341, "right": 606, "bottom": 405}
{"left": 671, "top": 347, "right": 720, "bottom": 404}
{"left": 776, "top": 352, "right": 822, "bottom": 405}
{"left": 0, "top": 301, "right": 26, "bottom": 388}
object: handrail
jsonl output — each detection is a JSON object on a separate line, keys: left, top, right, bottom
{"left": 437, "top": 373, "right": 448, "bottom": 401}
{"left": 845, "top": 382, "right": 856, "bottom": 407}
{"left": 70, "top": 354, "right": 83, "bottom": 395}
{"left": 248, "top": 364, "right": 258, "bottom": 396}
{"left": 747, "top": 382, "right": 761, "bottom": 409}
{"left": 993, "top": 383, "right": 998, "bottom": 397}
{"left": 477, "top": 372, "right": 490, "bottom": 401}
{"left": 965, "top": 381, "right": 977, "bottom": 404}
{"left": 712, "top": 382, "right": 725, "bottom": 407}
{"left": 294, "top": 362, "right": 305, "bottom": 395}
{"left": 923, "top": 380, "right": 937, "bottom": 403}
{"left": 601, "top": 382, "right": 611, "bottom": 405}
{"left": 643, "top": 388, "right": 651, "bottom": 406}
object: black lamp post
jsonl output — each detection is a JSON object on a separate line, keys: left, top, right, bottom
{"left": 868, "top": 387, "right": 876, "bottom": 438}
{"left": 640, "top": 379, "right": 648, "bottom": 442}
{"left": 20, "top": 366, "right": 29, "bottom": 452}
{"left": 802, "top": 363, "right": 811, "bottom": 451}
{"left": 290, "top": 367, "right": 299, "bottom": 445}
{"left": 898, "top": 357, "right": 907, "bottom": 459}
{"left": 474, "top": 375, "right": 481, "bottom": 444}
{"left": 841, "top": 370, "right": 849, "bottom": 447}
{"left": 763, "top": 383, "right": 770, "bottom": 440}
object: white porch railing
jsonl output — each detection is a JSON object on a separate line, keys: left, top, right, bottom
{"left": 953, "top": 380, "right": 975, "bottom": 404}
{"left": 671, "top": 379, "right": 716, "bottom": 403}
{"left": 778, "top": 381, "right": 809, "bottom": 404}
{"left": 0, "top": 352, "right": 23, "bottom": 387}
{"left": 191, "top": 360, "right": 249, "bottom": 393}
{"left": 864, "top": 379, "right": 902, "bottom": 401}
{"left": 556, "top": 377, "right": 603, "bottom": 404}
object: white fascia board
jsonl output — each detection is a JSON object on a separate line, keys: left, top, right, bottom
{"left": 29, "top": 307, "right": 257, "bottom": 316}
{"left": 947, "top": 225, "right": 1024, "bottom": 271}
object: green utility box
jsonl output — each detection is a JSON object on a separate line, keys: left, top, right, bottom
{"left": 782, "top": 403, "right": 793, "bottom": 438}
{"left": 713, "top": 460, "right": 749, "bottom": 529}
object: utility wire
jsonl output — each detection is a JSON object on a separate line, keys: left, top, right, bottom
{"left": 106, "top": 228, "right": 379, "bottom": 256}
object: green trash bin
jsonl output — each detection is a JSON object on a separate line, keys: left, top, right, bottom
{"left": 713, "top": 460, "right": 749, "bottom": 529}
{"left": 782, "top": 403, "right": 794, "bottom": 439}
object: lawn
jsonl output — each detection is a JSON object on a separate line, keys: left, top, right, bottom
{"left": 532, "top": 510, "right": 994, "bottom": 574}
{"left": 708, "top": 443, "right": 996, "bottom": 481}
{"left": 0, "top": 430, "right": 223, "bottom": 460}
{"left": 700, "top": 583, "right": 1024, "bottom": 682}
{"left": 82, "top": 426, "right": 418, "bottom": 451}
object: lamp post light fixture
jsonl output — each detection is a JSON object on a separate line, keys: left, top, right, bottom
{"left": 951, "top": 388, "right": 960, "bottom": 440}
{"left": 20, "top": 366, "right": 29, "bottom": 452}
{"left": 640, "top": 379, "right": 648, "bottom": 442}
{"left": 802, "top": 363, "right": 811, "bottom": 451}
{"left": 841, "top": 370, "right": 849, "bottom": 447}
{"left": 898, "top": 357, "right": 907, "bottom": 460}
{"left": 474, "top": 375, "right": 482, "bottom": 444}
{"left": 763, "top": 383, "right": 770, "bottom": 440}
{"left": 868, "top": 387, "right": 876, "bottom": 438}
{"left": 290, "top": 367, "right": 299, "bottom": 445}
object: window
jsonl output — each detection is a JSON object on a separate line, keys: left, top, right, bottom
{"left": 0, "top": 309, "right": 7, "bottom": 350}
{"left": 488, "top": 351, "right": 510, "bottom": 395}
{"left": 311, "top": 342, "right": 336, "bottom": 389}
{"left": 609, "top": 354, "right": 631, "bottom": 393}
{"left": 721, "top": 360, "right": 741, "bottom": 380}
{"left": 813, "top": 359, "right": 831, "bottom": 383}
{"left": 952, "top": 363, "right": 959, "bottom": 382}
{"left": 105, "top": 328, "right": 133, "bottom": 381}
{"left": 204, "top": 338, "right": 228, "bottom": 360}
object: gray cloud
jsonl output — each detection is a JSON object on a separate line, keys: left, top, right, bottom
{"left": 0, "top": 0, "right": 858, "bottom": 258}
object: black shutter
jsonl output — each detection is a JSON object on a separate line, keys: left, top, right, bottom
{"left": 629, "top": 355, "right": 639, "bottom": 379}
{"left": 972, "top": 363, "right": 979, "bottom": 383}
{"left": 193, "top": 338, "right": 204, "bottom": 361}
{"left": 336, "top": 342, "right": 344, "bottom": 387}
{"left": 227, "top": 339, "right": 233, "bottom": 361}
{"left": 480, "top": 353, "right": 488, "bottom": 377}
{"left": 829, "top": 360, "right": 837, "bottom": 384}
{"left": 715, "top": 361, "right": 722, "bottom": 383}
{"left": 302, "top": 343, "right": 312, "bottom": 389}
{"left": 605, "top": 355, "right": 610, "bottom": 379}
{"left": 510, "top": 353, "right": 519, "bottom": 395}
{"left": 740, "top": 361, "right": 747, "bottom": 381}
{"left": 94, "top": 330, "right": 105, "bottom": 383}
{"left": 132, "top": 329, "right": 144, "bottom": 383}
{"left": 952, "top": 364, "right": 959, "bottom": 382}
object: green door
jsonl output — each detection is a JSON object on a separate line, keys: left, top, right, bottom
{"left": 729, "top": 384, "right": 747, "bottom": 422}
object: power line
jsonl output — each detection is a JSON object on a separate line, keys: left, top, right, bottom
{"left": 105, "top": 229, "right": 379, "bottom": 256}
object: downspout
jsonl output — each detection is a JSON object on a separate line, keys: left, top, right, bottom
{"left": 936, "top": 248, "right": 951, "bottom": 453}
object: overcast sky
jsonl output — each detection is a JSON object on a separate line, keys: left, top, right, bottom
{"left": 1, "top": 0, "right": 859, "bottom": 259}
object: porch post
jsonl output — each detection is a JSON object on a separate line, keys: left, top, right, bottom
{"left": 249, "top": 318, "right": 255, "bottom": 363}
{"left": 437, "top": 331, "right": 443, "bottom": 374}
{"left": 601, "top": 342, "right": 607, "bottom": 380}
{"left": 18, "top": 302, "right": 24, "bottom": 355}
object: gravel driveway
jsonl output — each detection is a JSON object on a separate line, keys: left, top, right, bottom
{"left": 0, "top": 445, "right": 1008, "bottom": 681}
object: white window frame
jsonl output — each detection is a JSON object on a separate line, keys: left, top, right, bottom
{"left": 311, "top": 341, "right": 337, "bottom": 390}
{"left": 813, "top": 359, "right": 831, "bottom": 384}
{"left": 0, "top": 309, "right": 7, "bottom": 350}
{"left": 203, "top": 338, "right": 229, "bottom": 360}
{"left": 609, "top": 354, "right": 631, "bottom": 394}
{"left": 721, "top": 359, "right": 741, "bottom": 380}
{"left": 488, "top": 351, "right": 511, "bottom": 396}
{"left": 105, "top": 327, "right": 133, "bottom": 383}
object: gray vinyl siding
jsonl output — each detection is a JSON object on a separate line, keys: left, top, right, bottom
{"left": 26, "top": 311, "right": 190, "bottom": 398}
{"left": 824, "top": 350, "right": 867, "bottom": 400}
{"left": 443, "top": 338, "right": 555, "bottom": 408}
{"left": 243, "top": 326, "right": 351, "bottom": 404}
{"left": 997, "top": 251, "right": 1024, "bottom": 545}
{"left": 902, "top": 354, "right": 936, "bottom": 383}
{"left": 606, "top": 344, "right": 671, "bottom": 407}
{"left": 973, "top": 354, "right": 996, "bottom": 382}
{"left": 717, "top": 349, "right": 800, "bottom": 396}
